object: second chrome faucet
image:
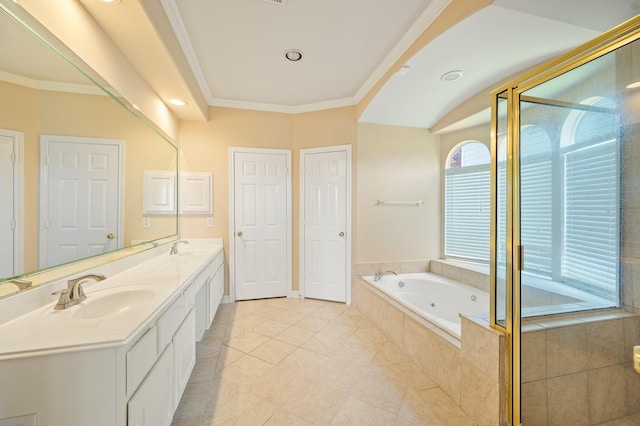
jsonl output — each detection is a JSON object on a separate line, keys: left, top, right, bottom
{"left": 52, "top": 274, "right": 106, "bottom": 310}
{"left": 170, "top": 240, "right": 189, "bottom": 255}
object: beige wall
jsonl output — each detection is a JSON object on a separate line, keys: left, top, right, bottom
{"left": 356, "top": 123, "right": 440, "bottom": 263}
{"left": 178, "top": 106, "right": 358, "bottom": 293}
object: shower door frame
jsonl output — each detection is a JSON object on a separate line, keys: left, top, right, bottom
{"left": 490, "top": 15, "right": 640, "bottom": 426}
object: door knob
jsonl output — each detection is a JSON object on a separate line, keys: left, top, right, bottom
{"left": 236, "top": 231, "right": 243, "bottom": 237}
{"left": 107, "top": 233, "right": 115, "bottom": 240}
{"left": 339, "top": 231, "right": 345, "bottom": 237}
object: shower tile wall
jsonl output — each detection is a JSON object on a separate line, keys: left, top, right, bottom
{"left": 521, "top": 313, "right": 640, "bottom": 425}
{"left": 622, "top": 122, "right": 640, "bottom": 315}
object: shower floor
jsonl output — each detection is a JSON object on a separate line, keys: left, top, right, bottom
{"left": 171, "top": 297, "right": 474, "bottom": 425}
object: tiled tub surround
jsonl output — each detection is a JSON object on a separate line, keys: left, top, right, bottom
{"left": 354, "top": 259, "right": 490, "bottom": 293}
{"left": 521, "top": 311, "right": 640, "bottom": 425}
{"left": 361, "top": 273, "right": 489, "bottom": 338}
{"left": 352, "top": 278, "right": 507, "bottom": 426}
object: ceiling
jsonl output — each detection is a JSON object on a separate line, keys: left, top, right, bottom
{"left": 162, "top": 0, "right": 448, "bottom": 113}
{"left": 52, "top": 0, "right": 640, "bottom": 131}
{"left": 361, "top": 0, "right": 640, "bottom": 130}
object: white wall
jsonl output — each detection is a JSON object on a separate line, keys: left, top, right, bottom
{"left": 356, "top": 123, "right": 440, "bottom": 263}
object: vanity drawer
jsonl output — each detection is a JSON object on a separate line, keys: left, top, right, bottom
{"left": 126, "top": 326, "right": 158, "bottom": 395}
{"left": 156, "top": 293, "right": 186, "bottom": 353}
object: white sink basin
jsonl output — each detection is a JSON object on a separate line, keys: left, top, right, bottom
{"left": 72, "top": 288, "right": 156, "bottom": 320}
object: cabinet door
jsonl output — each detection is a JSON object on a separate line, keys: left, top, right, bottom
{"left": 128, "top": 344, "right": 174, "bottom": 426}
{"left": 173, "top": 309, "right": 196, "bottom": 408}
{"left": 208, "top": 265, "right": 224, "bottom": 325}
{"left": 195, "top": 282, "right": 208, "bottom": 341}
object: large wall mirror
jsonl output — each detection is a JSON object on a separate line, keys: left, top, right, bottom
{"left": 0, "top": 5, "right": 178, "bottom": 295}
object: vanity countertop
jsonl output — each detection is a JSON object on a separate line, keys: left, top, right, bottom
{"left": 0, "top": 240, "right": 223, "bottom": 360}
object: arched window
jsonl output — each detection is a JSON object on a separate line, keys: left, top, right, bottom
{"left": 444, "top": 141, "right": 490, "bottom": 262}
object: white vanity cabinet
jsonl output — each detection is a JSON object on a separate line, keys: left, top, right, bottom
{"left": 0, "top": 243, "right": 224, "bottom": 426}
{"left": 195, "top": 249, "right": 224, "bottom": 341}
{"left": 127, "top": 310, "right": 196, "bottom": 426}
{"left": 127, "top": 343, "right": 174, "bottom": 426}
{"left": 127, "top": 264, "right": 213, "bottom": 426}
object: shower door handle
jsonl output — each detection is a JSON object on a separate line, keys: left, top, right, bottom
{"left": 515, "top": 245, "right": 524, "bottom": 271}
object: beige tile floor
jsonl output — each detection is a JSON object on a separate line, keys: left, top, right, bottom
{"left": 171, "top": 297, "right": 475, "bottom": 426}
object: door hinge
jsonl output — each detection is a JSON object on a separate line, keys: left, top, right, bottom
{"left": 10, "top": 152, "right": 16, "bottom": 163}
{"left": 11, "top": 220, "right": 15, "bottom": 230}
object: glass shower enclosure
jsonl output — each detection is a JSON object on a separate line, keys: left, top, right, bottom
{"left": 492, "top": 16, "right": 640, "bottom": 425}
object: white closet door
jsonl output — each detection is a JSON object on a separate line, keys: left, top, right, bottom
{"left": 232, "top": 150, "right": 290, "bottom": 300}
{"left": 302, "top": 148, "right": 349, "bottom": 303}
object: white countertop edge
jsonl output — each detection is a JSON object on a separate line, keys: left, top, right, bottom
{"left": 0, "top": 238, "right": 223, "bottom": 359}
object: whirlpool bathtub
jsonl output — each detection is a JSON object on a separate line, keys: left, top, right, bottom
{"left": 362, "top": 272, "right": 489, "bottom": 338}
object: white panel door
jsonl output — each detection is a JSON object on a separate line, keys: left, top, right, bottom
{"left": 233, "top": 151, "right": 289, "bottom": 300}
{"left": 303, "top": 149, "right": 348, "bottom": 302}
{"left": 41, "top": 136, "right": 123, "bottom": 267}
{"left": 0, "top": 131, "right": 21, "bottom": 278}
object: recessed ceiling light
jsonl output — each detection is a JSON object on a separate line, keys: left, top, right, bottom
{"left": 284, "top": 49, "right": 303, "bottom": 62}
{"left": 396, "top": 65, "right": 411, "bottom": 76}
{"left": 441, "top": 70, "right": 463, "bottom": 82}
{"left": 627, "top": 81, "right": 640, "bottom": 89}
{"left": 99, "top": 0, "right": 121, "bottom": 4}
{"left": 168, "top": 98, "right": 186, "bottom": 106}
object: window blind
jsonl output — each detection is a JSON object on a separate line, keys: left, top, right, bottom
{"left": 445, "top": 164, "right": 490, "bottom": 262}
{"left": 520, "top": 159, "right": 553, "bottom": 277}
{"left": 562, "top": 139, "right": 618, "bottom": 299}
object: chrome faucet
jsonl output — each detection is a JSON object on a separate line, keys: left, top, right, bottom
{"left": 170, "top": 240, "right": 189, "bottom": 255}
{"left": 52, "top": 273, "right": 106, "bottom": 310}
{"left": 4, "top": 278, "right": 32, "bottom": 290}
{"left": 374, "top": 270, "right": 398, "bottom": 281}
